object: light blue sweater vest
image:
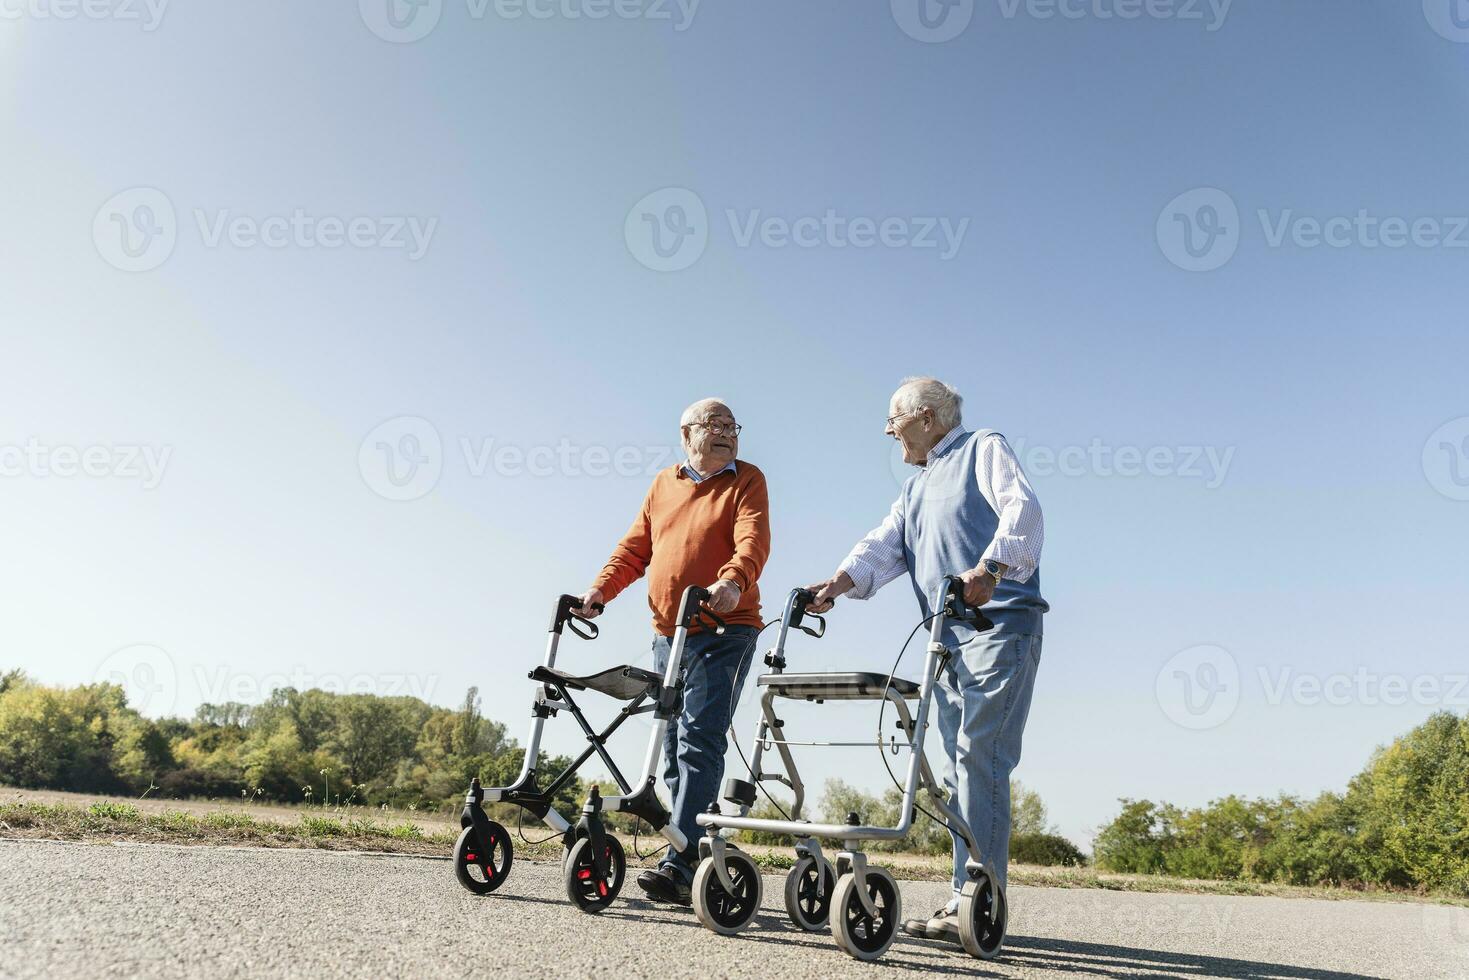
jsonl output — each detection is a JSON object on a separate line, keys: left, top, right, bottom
{"left": 901, "top": 429, "right": 1049, "bottom": 641}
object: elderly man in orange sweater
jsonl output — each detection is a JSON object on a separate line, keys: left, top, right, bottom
{"left": 575, "top": 397, "right": 770, "bottom": 906}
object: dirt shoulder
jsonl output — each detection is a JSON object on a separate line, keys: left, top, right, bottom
{"left": 2, "top": 788, "right": 1460, "bottom": 907}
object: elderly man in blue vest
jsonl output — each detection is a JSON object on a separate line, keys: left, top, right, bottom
{"left": 805, "top": 376, "right": 1047, "bottom": 945}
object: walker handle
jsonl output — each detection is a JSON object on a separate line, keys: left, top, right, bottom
{"left": 552, "top": 594, "right": 604, "bottom": 639}
{"left": 787, "top": 588, "right": 827, "bottom": 638}
{"left": 675, "top": 585, "right": 726, "bottom": 636}
{"left": 942, "top": 575, "right": 995, "bottom": 631}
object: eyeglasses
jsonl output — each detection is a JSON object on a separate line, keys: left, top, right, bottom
{"left": 885, "top": 410, "right": 917, "bottom": 429}
{"left": 690, "top": 420, "right": 743, "bottom": 436}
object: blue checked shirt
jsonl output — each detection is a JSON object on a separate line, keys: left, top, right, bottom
{"left": 838, "top": 428, "right": 1044, "bottom": 600}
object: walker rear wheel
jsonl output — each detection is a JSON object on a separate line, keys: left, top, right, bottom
{"left": 453, "top": 823, "right": 513, "bottom": 895}
{"left": 958, "top": 872, "right": 1007, "bottom": 959}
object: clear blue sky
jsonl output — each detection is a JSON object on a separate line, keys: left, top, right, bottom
{"left": 3, "top": 1, "right": 1468, "bottom": 847}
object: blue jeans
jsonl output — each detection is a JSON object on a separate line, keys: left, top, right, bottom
{"left": 650, "top": 624, "right": 758, "bottom": 884}
{"left": 931, "top": 629, "right": 1042, "bottom": 896}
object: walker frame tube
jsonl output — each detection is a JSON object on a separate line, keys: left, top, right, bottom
{"left": 695, "top": 581, "right": 985, "bottom": 866}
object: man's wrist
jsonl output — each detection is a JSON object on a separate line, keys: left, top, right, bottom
{"left": 980, "top": 559, "right": 1006, "bottom": 585}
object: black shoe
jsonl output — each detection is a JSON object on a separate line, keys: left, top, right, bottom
{"left": 636, "top": 866, "right": 692, "bottom": 906}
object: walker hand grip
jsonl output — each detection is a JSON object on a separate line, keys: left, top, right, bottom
{"left": 942, "top": 575, "right": 995, "bottom": 632}
{"left": 674, "top": 585, "right": 719, "bottom": 634}
{"left": 786, "top": 588, "right": 830, "bottom": 637}
{"left": 551, "top": 594, "right": 603, "bottom": 637}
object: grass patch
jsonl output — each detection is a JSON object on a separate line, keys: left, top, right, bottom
{"left": 87, "top": 801, "right": 139, "bottom": 821}
{"left": 3, "top": 799, "right": 1463, "bottom": 908}
{"left": 0, "top": 801, "right": 460, "bottom": 856}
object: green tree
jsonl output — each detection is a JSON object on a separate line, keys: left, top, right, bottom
{"left": 0, "top": 668, "right": 26, "bottom": 696}
{"left": 1011, "top": 780, "right": 1053, "bottom": 836}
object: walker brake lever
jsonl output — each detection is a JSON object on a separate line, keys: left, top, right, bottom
{"left": 567, "top": 615, "right": 599, "bottom": 640}
{"left": 942, "top": 575, "right": 995, "bottom": 632}
{"left": 695, "top": 604, "right": 727, "bottom": 636}
{"left": 788, "top": 587, "right": 831, "bottom": 637}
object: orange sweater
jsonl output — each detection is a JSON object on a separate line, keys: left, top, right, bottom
{"left": 593, "top": 461, "right": 771, "bottom": 636}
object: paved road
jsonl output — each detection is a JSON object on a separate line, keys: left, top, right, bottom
{"left": 1, "top": 840, "right": 1461, "bottom": 979}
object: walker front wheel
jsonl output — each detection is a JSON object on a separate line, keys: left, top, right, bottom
{"left": 453, "top": 823, "right": 513, "bottom": 895}
{"left": 564, "top": 835, "right": 625, "bottom": 913}
{"left": 830, "top": 866, "right": 901, "bottom": 961}
{"left": 692, "top": 850, "right": 763, "bottom": 936}
{"left": 783, "top": 855, "right": 836, "bottom": 931}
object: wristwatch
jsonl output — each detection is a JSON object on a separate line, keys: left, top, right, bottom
{"left": 981, "top": 559, "right": 1004, "bottom": 586}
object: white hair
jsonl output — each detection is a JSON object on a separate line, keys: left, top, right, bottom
{"left": 680, "top": 397, "right": 733, "bottom": 428}
{"left": 893, "top": 377, "right": 963, "bottom": 430}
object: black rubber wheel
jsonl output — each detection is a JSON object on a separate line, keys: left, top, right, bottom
{"left": 564, "top": 834, "right": 626, "bottom": 913}
{"left": 783, "top": 855, "right": 836, "bottom": 931}
{"left": 453, "top": 822, "right": 512, "bottom": 895}
{"left": 692, "top": 849, "right": 764, "bottom": 936}
{"left": 958, "top": 872, "right": 1008, "bottom": 959}
{"left": 831, "top": 866, "right": 901, "bottom": 961}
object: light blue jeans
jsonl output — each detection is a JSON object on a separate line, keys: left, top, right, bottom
{"left": 931, "top": 629, "right": 1042, "bottom": 897}
{"left": 650, "top": 625, "right": 759, "bottom": 885}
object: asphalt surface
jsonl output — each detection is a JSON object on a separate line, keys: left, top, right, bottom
{"left": 1, "top": 839, "right": 1462, "bottom": 979}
